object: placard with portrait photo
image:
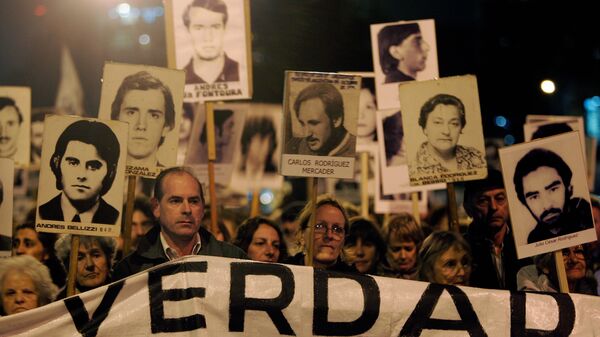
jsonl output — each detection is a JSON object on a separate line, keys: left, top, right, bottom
{"left": 0, "top": 86, "right": 31, "bottom": 168}
{"left": 370, "top": 19, "right": 438, "bottom": 110}
{"left": 185, "top": 102, "right": 246, "bottom": 188}
{"left": 499, "top": 131, "right": 596, "bottom": 259}
{"left": 280, "top": 71, "right": 360, "bottom": 179}
{"left": 98, "top": 62, "right": 185, "bottom": 179}
{"left": 165, "top": 0, "right": 252, "bottom": 102}
{"left": 35, "top": 115, "right": 128, "bottom": 237}
{"left": 400, "top": 75, "right": 487, "bottom": 186}
{"left": 338, "top": 72, "right": 378, "bottom": 152}
{"left": 229, "top": 103, "right": 283, "bottom": 193}
{"left": 0, "top": 158, "right": 14, "bottom": 255}
{"left": 376, "top": 109, "right": 445, "bottom": 194}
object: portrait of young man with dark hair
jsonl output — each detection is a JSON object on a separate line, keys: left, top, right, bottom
{"left": 0, "top": 97, "right": 23, "bottom": 160}
{"left": 38, "top": 119, "right": 121, "bottom": 225}
{"left": 513, "top": 148, "right": 594, "bottom": 243}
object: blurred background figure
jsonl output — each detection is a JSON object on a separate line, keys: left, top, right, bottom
{"left": 115, "top": 196, "right": 156, "bottom": 261}
{"left": 518, "top": 245, "right": 597, "bottom": 295}
{"left": 55, "top": 235, "right": 116, "bottom": 298}
{"left": 12, "top": 223, "right": 66, "bottom": 289}
{"left": 418, "top": 231, "right": 472, "bottom": 286}
{"left": 239, "top": 115, "right": 278, "bottom": 179}
{"left": 0, "top": 255, "right": 58, "bottom": 316}
{"left": 344, "top": 217, "right": 385, "bottom": 274}
{"left": 234, "top": 216, "right": 287, "bottom": 263}
{"left": 279, "top": 202, "right": 304, "bottom": 256}
{"left": 283, "top": 195, "right": 355, "bottom": 272}
{"left": 379, "top": 213, "right": 424, "bottom": 279}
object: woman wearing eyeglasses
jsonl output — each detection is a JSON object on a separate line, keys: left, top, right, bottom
{"left": 517, "top": 245, "right": 597, "bottom": 295}
{"left": 283, "top": 195, "right": 356, "bottom": 272}
{"left": 418, "top": 231, "right": 472, "bottom": 286}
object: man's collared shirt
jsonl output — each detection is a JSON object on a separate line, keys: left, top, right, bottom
{"left": 159, "top": 232, "right": 202, "bottom": 261}
{"left": 60, "top": 193, "right": 99, "bottom": 223}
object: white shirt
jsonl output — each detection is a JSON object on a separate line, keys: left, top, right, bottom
{"left": 159, "top": 232, "right": 201, "bottom": 260}
{"left": 60, "top": 193, "right": 99, "bottom": 223}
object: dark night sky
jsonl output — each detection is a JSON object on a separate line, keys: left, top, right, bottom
{"left": 1, "top": 0, "right": 598, "bottom": 145}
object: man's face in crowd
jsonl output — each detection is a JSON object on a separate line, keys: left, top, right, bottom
{"left": 60, "top": 140, "right": 108, "bottom": 204}
{"left": 522, "top": 166, "right": 568, "bottom": 227}
{"left": 153, "top": 172, "right": 204, "bottom": 242}
{"left": 392, "top": 33, "right": 429, "bottom": 73}
{"left": 132, "top": 210, "right": 154, "bottom": 246}
{"left": 470, "top": 188, "right": 509, "bottom": 230}
{"left": 0, "top": 106, "right": 21, "bottom": 158}
{"left": 76, "top": 241, "right": 109, "bottom": 288}
{"left": 118, "top": 89, "right": 168, "bottom": 161}
{"left": 30, "top": 120, "right": 44, "bottom": 154}
{"left": 387, "top": 235, "right": 417, "bottom": 273}
{"left": 188, "top": 7, "right": 226, "bottom": 61}
{"left": 298, "top": 98, "right": 339, "bottom": 152}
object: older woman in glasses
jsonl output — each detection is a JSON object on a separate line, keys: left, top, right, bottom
{"left": 418, "top": 231, "right": 472, "bottom": 286}
{"left": 283, "top": 195, "right": 356, "bottom": 272}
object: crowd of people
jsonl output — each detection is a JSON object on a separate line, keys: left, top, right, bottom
{"left": 1, "top": 166, "right": 600, "bottom": 318}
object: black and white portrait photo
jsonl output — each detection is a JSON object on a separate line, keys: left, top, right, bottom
{"left": 0, "top": 158, "right": 14, "bottom": 255}
{"left": 499, "top": 132, "right": 596, "bottom": 258}
{"left": 399, "top": 75, "right": 487, "bottom": 186}
{"left": 35, "top": 116, "right": 128, "bottom": 237}
{"left": 0, "top": 87, "right": 30, "bottom": 167}
{"left": 280, "top": 71, "right": 360, "bottom": 179}
{"left": 185, "top": 102, "right": 246, "bottom": 187}
{"left": 229, "top": 103, "right": 283, "bottom": 192}
{"left": 370, "top": 19, "right": 438, "bottom": 110}
{"left": 338, "top": 72, "right": 377, "bottom": 151}
{"left": 524, "top": 116, "right": 586, "bottom": 164}
{"left": 98, "top": 63, "right": 185, "bottom": 178}
{"left": 167, "top": 0, "right": 251, "bottom": 102}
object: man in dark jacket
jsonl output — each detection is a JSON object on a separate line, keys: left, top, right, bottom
{"left": 463, "top": 168, "right": 530, "bottom": 291}
{"left": 112, "top": 167, "right": 246, "bottom": 280}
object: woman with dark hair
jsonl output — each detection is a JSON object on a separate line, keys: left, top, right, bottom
{"left": 54, "top": 235, "right": 117, "bottom": 298}
{"left": 239, "top": 115, "right": 278, "bottom": 176}
{"left": 12, "top": 222, "right": 66, "bottom": 289}
{"left": 418, "top": 231, "right": 472, "bottom": 286}
{"left": 344, "top": 217, "right": 385, "bottom": 274}
{"left": 234, "top": 217, "right": 287, "bottom": 263}
{"left": 413, "top": 94, "right": 485, "bottom": 174}
{"left": 283, "top": 195, "right": 356, "bottom": 272}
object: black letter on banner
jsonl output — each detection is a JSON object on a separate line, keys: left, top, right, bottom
{"left": 64, "top": 280, "right": 125, "bottom": 337}
{"left": 510, "top": 292, "right": 575, "bottom": 336}
{"left": 229, "top": 262, "right": 295, "bottom": 335}
{"left": 313, "top": 270, "right": 380, "bottom": 336}
{"left": 148, "top": 261, "right": 208, "bottom": 333}
{"left": 400, "top": 283, "right": 487, "bottom": 337}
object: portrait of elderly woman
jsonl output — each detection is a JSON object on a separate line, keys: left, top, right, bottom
{"left": 0, "top": 255, "right": 58, "bottom": 316}
{"left": 412, "top": 93, "right": 485, "bottom": 174}
{"left": 418, "top": 231, "right": 472, "bottom": 286}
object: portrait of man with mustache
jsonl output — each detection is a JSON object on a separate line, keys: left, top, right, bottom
{"left": 513, "top": 148, "right": 594, "bottom": 243}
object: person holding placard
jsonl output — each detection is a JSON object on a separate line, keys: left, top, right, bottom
{"left": 463, "top": 168, "right": 530, "bottom": 291}
{"left": 0, "top": 97, "right": 23, "bottom": 160}
{"left": 182, "top": 0, "right": 239, "bottom": 84}
{"left": 112, "top": 167, "right": 246, "bottom": 280}
{"left": 413, "top": 94, "right": 485, "bottom": 174}
{"left": 110, "top": 71, "right": 176, "bottom": 168}
{"left": 283, "top": 195, "right": 356, "bottom": 272}
{"left": 285, "top": 83, "right": 356, "bottom": 157}
{"left": 38, "top": 120, "right": 121, "bottom": 225}
{"left": 377, "top": 23, "right": 430, "bottom": 83}
{"left": 513, "top": 148, "right": 594, "bottom": 243}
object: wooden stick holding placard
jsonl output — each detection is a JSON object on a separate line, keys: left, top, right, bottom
{"left": 205, "top": 101, "right": 219, "bottom": 235}
{"left": 305, "top": 177, "right": 319, "bottom": 267}
{"left": 360, "top": 152, "right": 369, "bottom": 218}
{"left": 249, "top": 186, "right": 261, "bottom": 217}
{"left": 411, "top": 191, "right": 420, "bottom": 225}
{"left": 66, "top": 235, "right": 80, "bottom": 297}
{"left": 554, "top": 250, "right": 570, "bottom": 293}
{"left": 447, "top": 182, "right": 460, "bottom": 232}
{"left": 121, "top": 176, "right": 137, "bottom": 257}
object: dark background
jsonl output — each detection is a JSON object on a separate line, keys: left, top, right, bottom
{"left": 1, "top": 0, "right": 599, "bottom": 192}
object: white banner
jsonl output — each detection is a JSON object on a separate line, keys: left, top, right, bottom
{"left": 1, "top": 256, "right": 599, "bottom": 336}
